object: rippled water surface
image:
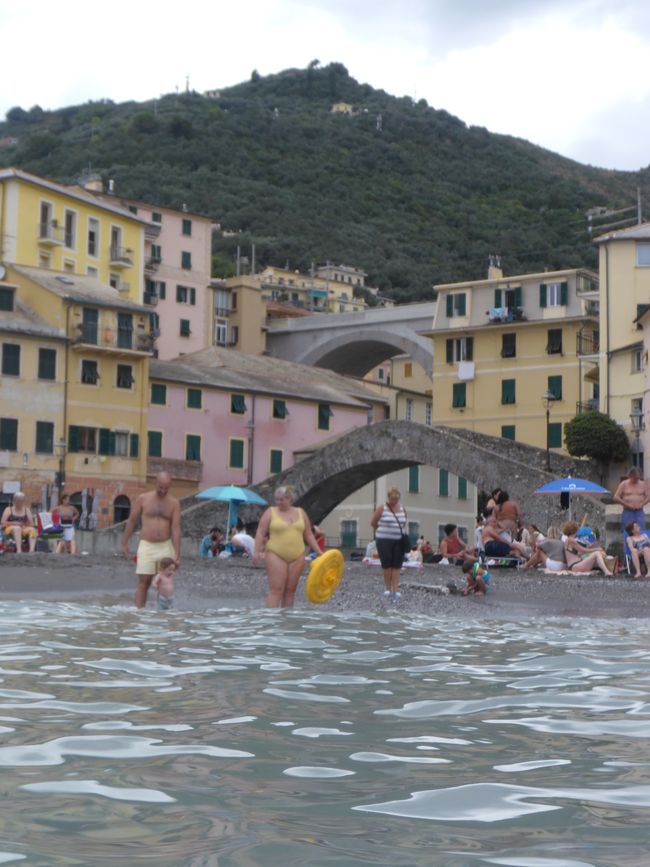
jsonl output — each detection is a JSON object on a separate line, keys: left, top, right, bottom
{"left": 0, "top": 603, "right": 649, "bottom": 866}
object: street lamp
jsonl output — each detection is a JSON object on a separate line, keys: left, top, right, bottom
{"left": 630, "top": 405, "right": 644, "bottom": 469}
{"left": 55, "top": 437, "right": 67, "bottom": 502}
{"left": 543, "top": 389, "right": 558, "bottom": 472}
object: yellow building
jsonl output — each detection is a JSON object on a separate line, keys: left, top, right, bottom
{"left": 428, "top": 264, "right": 599, "bottom": 454}
{"left": 214, "top": 276, "right": 268, "bottom": 355}
{"left": 2, "top": 265, "right": 152, "bottom": 525}
{"left": 258, "top": 264, "right": 366, "bottom": 314}
{"left": 0, "top": 167, "right": 147, "bottom": 302}
{"left": 595, "top": 224, "right": 650, "bottom": 460}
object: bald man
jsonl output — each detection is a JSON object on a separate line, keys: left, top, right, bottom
{"left": 122, "top": 472, "right": 181, "bottom": 608}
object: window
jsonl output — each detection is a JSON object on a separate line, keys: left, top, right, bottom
{"left": 408, "top": 522, "right": 419, "bottom": 544}
{"left": 128, "top": 205, "right": 138, "bottom": 214}
{"left": 445, "top": 292, "right": 467, "bottom": 317}
{"left": 377, "top": 367, "right": 385, "bottom": 380}
{"left": 116, "top": 364, "right": 134, "bottom": 389}
{"left": 548, "top": 375, "right": 563, "bottom": 400}
{"left": 501, "top": 333, "right": 516, "bottom": 358}
{"left": 0, "top": 418, "right": 18, "bottom": 451}
{"left": 446, "top": 336, "right": 474, "bottom": 362}
{"left": 113, "top": 431, "right": 129, "bottom": 457}
{"left": 340, "top": 520, "right": 357, "bottom": 547}
{"left": 148, "top": 431, "right": 162, "bottom": 458}
{"left": 408, "top": 465, "right": 420, "bottom": 493}
{"left": 117, "top": 313, "right": 133, "bottom": 349}
{"left": 405, "top": 398, "right": 414, "bottom": 421}
{"left": 186, "top": 434, "right": 201, "bottom": 461}
{"left": 2, "top": 343, "right": 20, "bottom": 376}
{"left": 229, "top": 438, "right": 244, "bottom": 468}
{"left": 87, "top": 218, "right": 99, "bottom": 257}
{"left": 38, "top": 348, "right": 56, "bottom": 380}
{"left": 181, "top": 251, "right": 192, "bottom": 270}
{"left": 157, "top": 282, "right": 166, "bottom": 300}
{"left": 270, "top": 449, "right": 283, "bottom": 474}
{"left": 81, "top": 359, "right": 99, "bottom": 385}
{"left": 68, "top": 425, "right": 96, "bottom": 453}
{"left": 547, "top": 328, "right": 563, "bottom": 355}
{"left": 632, "top": 347, "right": 644, "bottom": 373}
{"left": 458, "top": 477, "right": 468, "bottom": 499}
{"left": 501, "top": 425, "right": 516, "bottom": 440}
{"left": 214, "top": 318, "right": 228, "bottom": 346}
{"left": 540, "top": 281, "right": 568, "bottom": 307}
{"left": 231, "top": 291, "right": 237, "bottom": 311}
{"left": 404, "top": 362, "right": 413, "bottom": 377}
{"left": 81, "top": 308, "right": 98, "bottom": 344}
{"left": 318, "top": 403, "right": 333, "bottom": 430}
{"left": 182, "top": 218, "right": 192, "bottom": 236}
{"left": 152, "top": 212, "right": 162, "bottom": 223}
{"left": 439, "top": 468, "right": 449, "bottom": 497}
{"left": 458, "top": 527, "right": 468, "bottom": 543}
{"left": 637, "top": 243, "right": 650, "bottom": 266}
{"left": 452, "top": 382, "right": 466, "bottom": 408}
{"left": 151, "top": 383, "right": 166, "bottom": 404}
{"left": 548, "top": 422, "right": 562, "bottom": 449}
{"left": 35, "top": 421, "right": 54, "bottom": 454}
{"left": 187, "top": 388, "right": 202, "bottom": 409}
{"left": 494, "top": 287, "right": 522, "bottom": 309}
{"left": 425, "top": 402, "right": 432, "bottom": 426}
{"left": 87, "top": 266, "right": 99, "bottom": 278}
{"left": 180, "top": 319, "right": 191, "bottom": 337}
{"left": 0, "top": 287, "right": 14, "bottom": 311}
{"left": 64, "top": 209, "right": 76, "bottom": 248}
{"left": 176, "top": 285, "right": 196, "bottom": 304}
{"left": 231, "top": 393, "right": 247, "bottom": 414}
{"left": 151, "top": 244, "right": 161, "bottom": 262}
{"left": 273, "top": 399, "right": 287, "bottom": 419}
{"left": 501, "top": 379, "right": 516, "bottom": 405}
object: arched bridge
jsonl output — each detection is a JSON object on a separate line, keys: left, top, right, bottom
{"left": 265, "top": 302, "right": 436, "bottom": 377}
{"left": 184, "top": 421, "right": 602, "bottom": 531}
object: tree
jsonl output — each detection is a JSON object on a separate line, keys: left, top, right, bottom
{"left": 564, "top": 412, "right": 630, "bottom": 464}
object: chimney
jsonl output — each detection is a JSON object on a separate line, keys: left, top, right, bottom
{"left": 487, "top": 254, "right": 503, "bottom": 280}
{"left": 108, "top": 179, "right": 115, "bottom": 194}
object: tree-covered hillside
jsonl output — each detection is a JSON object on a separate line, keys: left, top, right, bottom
{"left": 2, "top": 62, "right": 649, "bottom": 300}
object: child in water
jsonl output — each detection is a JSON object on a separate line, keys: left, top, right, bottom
{"left": 151, "top": 557, "right": 176, "bottom": 610}
{"left": 461, "top": 559, "right": 491, "bottom": 596}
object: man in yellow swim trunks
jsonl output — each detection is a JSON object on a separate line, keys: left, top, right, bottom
{"left": 121, "top": 472, "right": 181, "bottom": 608}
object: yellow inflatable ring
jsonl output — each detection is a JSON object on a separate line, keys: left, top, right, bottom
{"left": 305, "top": 549, "right": 345, "bottom": 604}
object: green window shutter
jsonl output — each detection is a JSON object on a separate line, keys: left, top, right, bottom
{"left": 158, "top": 282, "right": 166, "bottom": 300}
{"left": 270, "top": 449, "right": 283, "bottom": 473}
{"left": 539, "top": 283, "right": 547, "bottom": 307}
{"left": 446, "top": 339, "right": 453, "bottom": 363}
{"left": 182, "top": 251, "right": 191, "bottom": 269}
{"left": 229, "top": 438, "right": 244, "bottom": 468}
{"left": 548, "top": 422, "right": 562, "bottom": 449}
{"left": 439, "top": 468, "right": 449, "bottom": 497}
{"left": 514, "top": 286, "right": 522, "bottom": 307}
{"left": 452, "top": 383, "right": 466, "bottom": 408}
{"left": 408, "top": 465, "right": 419, "bottom": 493}
{"left": 465, "top": 337, "right": 474, "bottom": 361}
{"left": 501, "top": 425, "right": 516, "bottom": 441}
{"left": 98, "top": 428, "right": 111, "bottom": 455}
{"left": 176, "top": 285, "right": 184, "bottom": 302}
{"left": 494, "top": 289, "right": 502, "bottom": 307}
{"left": 231, "top": 394, "right": 247, "bottom": 414}
{"left": 560, "top": 282, "right": 568, "bottom": 305}
{"left": 35, "top": 421, "right": 54, "bottom": 453}
{"left": 148, "top": 431, "right": 162, "bottom": 457}
{"left": 458, "top": 477, "right": 468, "bottom": 499}
{"left": 151, "top": 383, "right": 166, "bottom": 405}
{"left": 318, "top": 403, "right": 332, "bottom": 430}
{"left": 548, "top": 375, "right": 563, "bottom": 400}
{"left": 457, "top": 293, "right": 466, "bottom": 315}
{"left": 129, "top": 433, "right": 139, "bottom": 458}
{"left": 190, "top": 287, "right": 196, "bottom": 306}
{"left": 180, "top": 319, "right": 191, "bottom": 337}
{"left": 182, "top": 218, "right": 192, "bottom": 236}
{"left": 273, "top": 399, "right": 287, "bottom": 419}
{"left": 2, "top": 343, "right": 20, "bottom": 375}
{"left": 108, "top": 431, "right": 116, "bottom": 456}
{"left": 446, "top": 294, "right": 453, "bottom": 317}
{"left": 0, "top": 418, "right": 18, "bottom": 451}
{"left": 68, "top": 425, "right": 80, "bottom": 453}
{"left": 187, "top": 388, "right": 202, "bottom": 409}
{"left": 186, "top": 434, "right": 201, "bottom": 461}
{"left": 501, "top": 379, "right": 516, "bottom": 404}
{"left": 38, "top": 348, "right": 56, "bottom": 380}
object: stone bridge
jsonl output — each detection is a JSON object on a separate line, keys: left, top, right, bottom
{"left": 183, "top": 421, "right": 603, "bottom": 534}
{"left": 265, "top": 302, "right": 436, "bottom": 376}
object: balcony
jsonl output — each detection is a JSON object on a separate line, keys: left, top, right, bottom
{"left": 145, "top": 255, "right": 161, "bottom": 273}
{"left": 486, "top": 306, "right": 527, "bottom": 323}
{"left": 144, "top": 292, "right": 159, "bottom": 306}
{"left": 37, "top": 220, "right": 65, "bottom": 245}
{"left": 147, "top": 456, "right": 202, "bottom": 482}
{"left": 576, "top": 333, "right": 600, "bottom": 356}
{"left": 109, "top": 244, "right": 134, "bottom": 268}
{"left": 576, "top": 275, "right": 599, "bottom": 297}
{"left": 576, "top": 400, "right": 599, "bottom": 414}
{"left": 70, "top": 324, "right": 154, "bottom": 356}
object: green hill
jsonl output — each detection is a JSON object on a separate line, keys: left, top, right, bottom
{"left": 2, "top": 62, "right": 648, "bottom": 300}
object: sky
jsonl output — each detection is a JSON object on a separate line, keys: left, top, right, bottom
{"left": 1, "top": 0, "right": 649, "bottom": 171}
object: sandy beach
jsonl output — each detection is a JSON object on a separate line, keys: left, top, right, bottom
{"left": 0, "top": 552, "right": 649, "bottom": 619}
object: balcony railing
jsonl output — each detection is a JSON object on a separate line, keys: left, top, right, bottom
{"left": 576, "top": 276, "right": 599, "bottom": 295}
{"left": 109, "top": 244, "right": 134, "bottom": 267}
{"left": 144, "top": 292, "right": 159, "bottom": 306}
{"left": 37, "top": 221, "right": 65, "bottom": 245}
{"left": 577, "top": 333, "right": 600, "bottom": 356}
{"left": 576, "top": 400, "right": 599, "bottom": 414}
{"left": 486, "top": 306, "right": 527, "bottom": 323}
{"left": 71, "top": 324, "right": 153, "bottom": 354}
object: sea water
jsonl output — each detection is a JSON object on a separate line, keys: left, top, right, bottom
{"left": 0, "top": 602, "right": 649, "bottom": 866}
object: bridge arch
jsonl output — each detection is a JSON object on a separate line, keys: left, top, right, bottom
{"left": 185, "top": 421, "right": 602, "bottom": 531}
{"left": 297, "top": 330, "right": 433, "bottom": 377}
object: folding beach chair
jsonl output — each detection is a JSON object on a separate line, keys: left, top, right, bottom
{"left": 623, "top": 528, "right": 650, "bottom": 576}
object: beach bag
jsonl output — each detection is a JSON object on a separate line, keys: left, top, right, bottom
{"left": 400, "top": 533, "right": 411, "bottom": 554}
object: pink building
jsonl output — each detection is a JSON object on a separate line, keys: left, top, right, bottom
{"left": 146, "top": 347, "right": 388, "bottom": 495}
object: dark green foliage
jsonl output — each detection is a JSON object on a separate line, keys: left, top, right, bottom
{"left": 2, "top": 63, "right": 649, "bottom": 297}
{"left": 564, "top": 412, "right": 630, "bottom": 464}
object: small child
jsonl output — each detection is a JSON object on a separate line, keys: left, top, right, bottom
{"left": 151, "top": 557, "right": 176, "bottom": 610}
{"left": 461, "top": 559, "right": 491, "bottom": 596}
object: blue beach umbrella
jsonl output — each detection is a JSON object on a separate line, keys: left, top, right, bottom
{"left": 534, "top": 476, "right": 609, "bottom": 520}
{"left": 196, "top": 485, "right": 267, "bottom": 538}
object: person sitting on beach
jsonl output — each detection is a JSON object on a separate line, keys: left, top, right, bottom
{"left": 625, "top": 521, "right": 650, "bottom": 578}
{"left": 461, "top": 559, "right": 490, "bottom": 595}
{"left": 199, "top": 527, "right": 224, "bottom": 559}
{"left": 1, "top": 492, "right": 36, "bottom": 554}
{"left": 495, "top": 490, "right": 523, "bottom": 536}
{"left": 482, "top": 515, "right": 528, "bottom": 561}
{"left": 484, "top": 488, "right": 502, "bottom": 518}
{"left": 439, "top": 523, "right": 474, "bottom": 565}
{"left": 407, "top": 545, "right": 423, "bottom": 564}
{"left": 563, "top": 521, "right": 613, "bottom": 576}
{"left": 151, "top": 557, "right": 176, "bottom": 610}
{"left": 524, "top": 526, "right": 567, "bottom": 571}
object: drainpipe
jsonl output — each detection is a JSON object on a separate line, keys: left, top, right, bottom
{"left": 605, "top": 244, "right": 611, "bottom": 415}
{"left": 62, "top": 301, "right": 71, "bottom": 480}
{"left": 246, "top": 394, "right": 256, "bottom": 485}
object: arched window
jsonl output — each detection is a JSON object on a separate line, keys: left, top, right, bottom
{"left": 113, "top": 495, "right": 131, "bottom": 525}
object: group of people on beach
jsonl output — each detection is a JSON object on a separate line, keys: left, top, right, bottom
{"left": 1, "top": 492, "right": 79, "bottom": 555}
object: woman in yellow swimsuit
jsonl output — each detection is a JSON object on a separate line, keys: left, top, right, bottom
{"left": 253, "top": 485, "right": 322, "bottom": 607}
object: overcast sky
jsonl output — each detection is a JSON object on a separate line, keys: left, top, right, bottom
{"left": 2, "top": 0, "right": 649, "bottom": 171}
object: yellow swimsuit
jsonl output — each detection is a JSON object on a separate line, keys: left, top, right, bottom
{"left": 266, "top": 508, "right": 306, "bottom": 562}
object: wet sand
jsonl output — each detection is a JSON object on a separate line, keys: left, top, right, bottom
{"left": 1, "top": 553, "right": 649, "bottom": 619}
